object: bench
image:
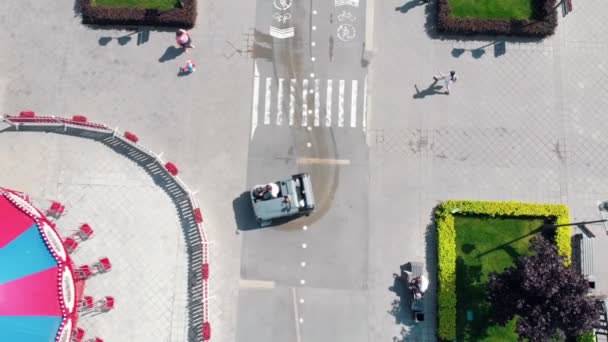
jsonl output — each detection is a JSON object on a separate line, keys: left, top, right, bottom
{"left": 409, "top": 262, "right": 425, "bottom": 322}
{"left": 573, "top": 233, "right": 596, "bottom": 292}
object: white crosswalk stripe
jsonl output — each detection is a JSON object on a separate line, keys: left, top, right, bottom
{"left": 350, "top": 80, "right": 358, "bottom": 128}
{"left": 326, "top": 80, "right": 333, "bottom": 127}
{"left": 253, "top": 76, "right": 366, "bottom": 130}
{"left": 264, "top": 77, "right": 272, "bottom": 125}
{"left": 277, "top": 78, "right": 284, "bottom": 126}
{"left": 338, "top": 80, "right": 345, "bottom": 127}
{"left": 302, "top": 79, "right": 309, "bottom": 127}
{"left": 314, "top": 79, "right": 320, "bottom": 127}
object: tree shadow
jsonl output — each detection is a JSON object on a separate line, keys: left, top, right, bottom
{"left": 456, "top": 256, "right": 490, "bottom": 341}
{"left": 476, "top": 225, "right": 544, "bottom": 258}
{"left": 395, "top": 0, "right": 428, "bottom": 14}
{"left": 159, "top": 46, "right": 185, "bottom": 63}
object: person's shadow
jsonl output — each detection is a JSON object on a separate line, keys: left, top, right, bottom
{"left": 395, "top": 0, "right": 428, "bottom": 14}
{"left": 413, "top": 79, "right": 447, "bottom": 99}
{"left": 158, "top": 46, "right": 184, "bottom": 63}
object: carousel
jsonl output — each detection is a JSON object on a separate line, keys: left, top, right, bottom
{"left": 0, "top": 187, "right": 81, "bottom": 342}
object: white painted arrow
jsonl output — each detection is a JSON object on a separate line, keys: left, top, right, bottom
{"left": 270, "top": 26, "right": 295, "bottom": 39}
{"left": 335, "top": 0, "right": 359, "bottom": 7}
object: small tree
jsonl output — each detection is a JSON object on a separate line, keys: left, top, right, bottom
{"left": 487, "top": 235, "right": 601, "bottom": 341}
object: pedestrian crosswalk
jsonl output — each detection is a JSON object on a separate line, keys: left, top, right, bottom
{"left": 250, "top": 66, "right": 367, "bottom": 138}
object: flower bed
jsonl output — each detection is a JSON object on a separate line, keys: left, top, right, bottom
{"left": 436, "top": 0, "right": 558, "bottom": 37}
{"left": 80, "top": 0, "right": 196, "bottom": 28}
{"left": 435, "top": 200, "right": 571, "bottom": 340}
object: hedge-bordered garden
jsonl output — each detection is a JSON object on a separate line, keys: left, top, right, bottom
{"left": 435, "top": 200, "right": 571, "bottom": 340}
{"left": 436, "top": 0, "right": 558, "bottom": 37}
{"left": 80, "top": 0, "right": 196, "bottom": 28}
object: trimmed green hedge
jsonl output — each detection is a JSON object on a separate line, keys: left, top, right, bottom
{"left": 435, "top": 200, "right": 571, "bottom": 340}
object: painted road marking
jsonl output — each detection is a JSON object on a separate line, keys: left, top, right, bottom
{"left": 289, "top": 79, "right": 296, "bottom": 126}
{"left": 250, "top": 63, "right": 260, "bottom": 140}
{"left": 251, "top": 76, "right": 368, "bottom": 130}
{"left": 239, "top": 279, "right": 276, "bottom": 288}
{"left": 292, "top": 288, "right": 302, "bottom": 342}
{"left": 350, "top": 80, "right": 358, "bottom": 128}
{"left": 314, "top": 79, "right": 320, "bottom": 126}
{"left": 338, "top": 80, "right": 345, "bottom": 127}
{"left": 296, "top": 158, "right": 351, "bottom": 165}
{"left": 277, "top": 78, "right": 284, "bottom": 125}
{"left": 362, "top": 74, "right": 367, "bottom": 130}
{"left": 302, "top": 79, "right": 309, "bottom": 126}
{"left": 264, "top": 77, "right": 272, "bottom": 125}
{"left": 326, "top": 79, "right": 333, "bottom": 127}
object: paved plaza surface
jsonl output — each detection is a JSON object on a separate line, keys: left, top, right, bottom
{"left": 1, "top": 0, "right": 608, "bottom": 341}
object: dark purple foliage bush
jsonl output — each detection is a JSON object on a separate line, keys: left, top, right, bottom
{"left": 80, "top": 0, "right": 196, "bottom": 28}
{"left": 487, "top": 235, "right": 601, "bottom": 341}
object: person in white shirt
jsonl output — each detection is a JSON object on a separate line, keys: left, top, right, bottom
{"left": 433, "top": 71, "right": 458, "bottom": 95}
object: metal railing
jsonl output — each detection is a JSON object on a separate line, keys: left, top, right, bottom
{"left": 2, "top": 113, "right": 211, "bottom": 341}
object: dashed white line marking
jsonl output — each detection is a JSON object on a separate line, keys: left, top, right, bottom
{"left": 312, "top": 26, "right": 317, "bottom": 30}
{"left": 292, "top": 288, "right": 302, "bottom": 342}
{"left": 264, "top": 77, "right": 272, "bottom": 125}
{"left": 302, "top": 79, "right": 309, "bottom": 126}
{"left": 326, "top": 80, "right": 333, "bottom": 127}
{"left": 250, "top": 63, "right": 260, "bottom": 140}
{"left": 300, "top": 279, "right": 306, "bottom": 285}
{"left": 300, "top": 298, "right": 305, "bottom": 304}
{"left": 311, "top": 57, "right": 316, "bottom": 62}
{"left": 239, "top": 279, "right": 275, "bottom": 288}
{"left": 289, "top": 79, "right": 296, "bottom": 126}
{"left": 303, "top": 225, "right": 308, "bottom": 231}
{"left": 296, "top": 158, "right": 351, "bottom": 165}
{"left": 306, "top": 142, "right": 312, "bottom": 148}
{"left": 338, "top": 79, "right": 345, "bottom": 127}
{"left": 277, "top": 78, "right": 284, "bottom": 125}
{"left": 312, "top": 42, "right": 316, "bottom": 47}
{"left": 302, "top": 243, "right": 307, "bottom": 248}
{"left": 350, "top": 79, "right": 358, "bottom": 128}
{"left": 314, "top": 79, "right": 320, "bottom": 126}
{"left": 301, "top": 261, "right": 307, "bottom": 267}
{"left": 310, "top": 73, "right": 315, "bottom": 78}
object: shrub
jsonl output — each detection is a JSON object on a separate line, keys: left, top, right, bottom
{"left": 576, "top": 331, "right": 597, "bottom": 342}
{"left": 80, "top": 0, "right": 197, "bottom": 28}
{"left": 435, "top": 200, "right": 572, "bottom": 341}
{"left": 436, "top": 0, "right": 558, "bottom": 37}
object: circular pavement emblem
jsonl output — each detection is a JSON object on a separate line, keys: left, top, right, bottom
{"left": 337, "top": 24, "right": 356, "bottom": 42}
{"left": 273, "top": 0, "right": 293, "bottom": 11}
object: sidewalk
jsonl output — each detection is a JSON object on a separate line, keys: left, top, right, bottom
{"left": 367, "top": 0, "right": 608, "bottom": 340}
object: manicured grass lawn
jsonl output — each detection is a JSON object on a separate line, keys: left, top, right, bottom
{"left": 92, "top": 0, "right": 179, "bottom": 10}
{"left": 448, "top": 0, "right": 534, "bottom": 20}
{"left": 455, "top": 216, "right": 545, "bottom": 341}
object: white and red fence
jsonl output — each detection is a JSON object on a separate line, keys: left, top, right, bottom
{"left": 2, "top": 111, "right": 212, "bottom": 341}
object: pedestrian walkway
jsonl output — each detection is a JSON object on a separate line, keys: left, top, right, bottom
{"left": 251, "top": 65, "right": 368, "bottom": 132}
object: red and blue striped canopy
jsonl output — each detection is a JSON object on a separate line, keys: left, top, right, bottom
{"left": 0, "top": 189, "right": 76, "bottom": 342}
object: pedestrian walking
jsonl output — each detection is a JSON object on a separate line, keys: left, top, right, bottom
{"left": 176, "top": 29, "right": 195, "bottom": 52}
{"left": 433, "top": 70, "right": 458, "bottom": 95}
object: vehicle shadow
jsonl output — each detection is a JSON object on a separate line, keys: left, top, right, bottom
{"left": 232, "top": 191, "right": 260, "bottom": 231}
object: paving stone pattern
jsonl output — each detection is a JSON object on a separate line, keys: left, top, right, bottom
{"left": 0, "top": 132, "right": 189, "bottom": 341}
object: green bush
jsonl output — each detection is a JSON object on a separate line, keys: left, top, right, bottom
{"left": 435, "top": 200, "right": 572, "bottom": 340}
{"left": 576, "top": 331, "right": 596, "bottom": 342}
